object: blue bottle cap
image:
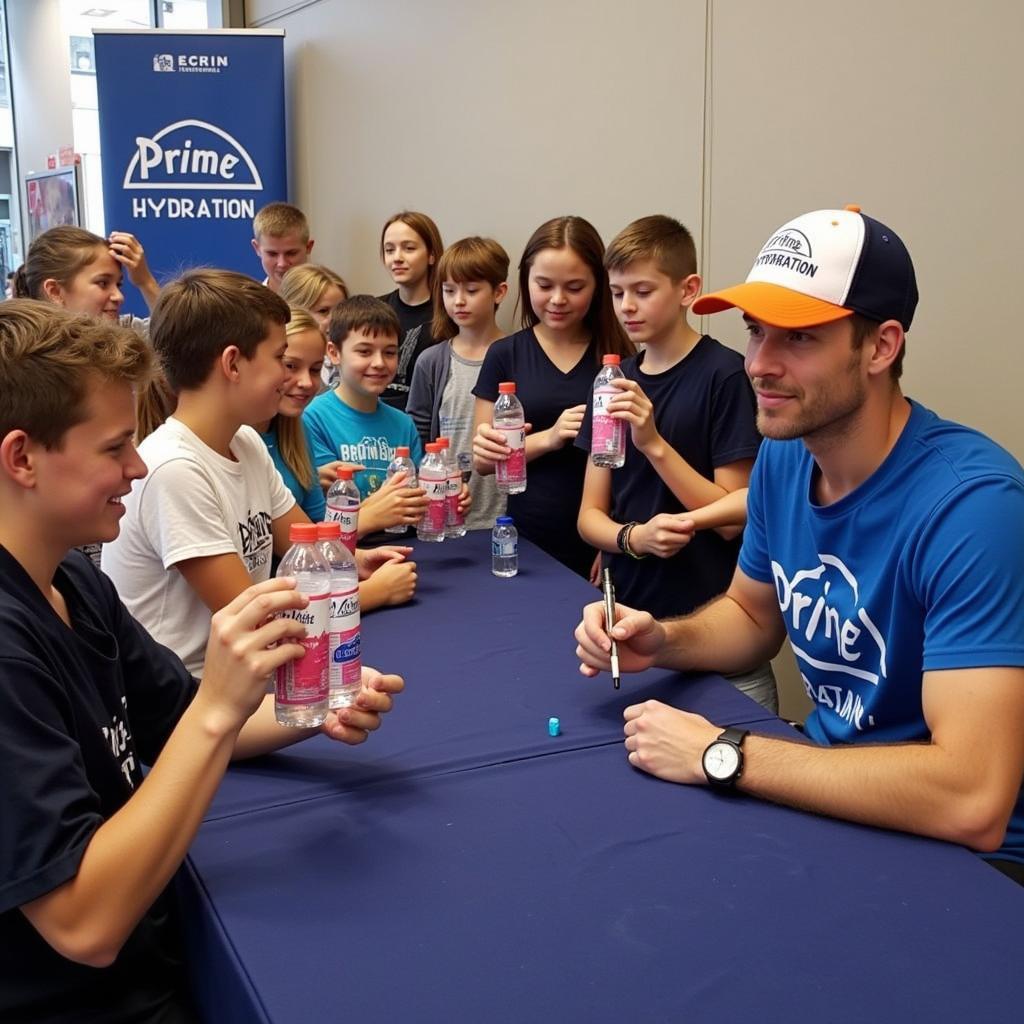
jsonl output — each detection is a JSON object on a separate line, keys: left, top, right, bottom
{"left": 548, "top": 716, "right": 560, "bottom": 737}
{"left": 496, "top": 516, "right": 514, "bottom": 525}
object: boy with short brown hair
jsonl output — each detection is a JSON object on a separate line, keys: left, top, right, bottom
{"left": 251, "top": 201, "right": 314, "bottom": 292}
{"left": 0, "top": 299, "right": 403, "bottom": 1020}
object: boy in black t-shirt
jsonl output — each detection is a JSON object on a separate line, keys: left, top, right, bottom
{"left": 576, "top": 216, "right": 776, "bottom": 710}
{"left": 0, "top": 301, "right": 404, "bottom": 1022}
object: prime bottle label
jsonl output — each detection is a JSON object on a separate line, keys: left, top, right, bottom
{"left": 422, "top": 475, "right": 448, "bottom": 531}
{"left": 592, "top": 387, "right": 624, "bottom": 453}
{"left": 329, "top": 588, "right": 361, "bottom": 691}
{"left": 496, "top": 425, "right": 526, "bottom": 483}
{"left": 275, "top": 591, "right": 330, "bottom": 705}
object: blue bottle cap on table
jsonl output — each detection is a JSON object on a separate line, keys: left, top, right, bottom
{"left": 548, "top": 717, "right": 560, "bottom": 737}
{"left": 496, "top": 516, "right": 513, "bottom": 525}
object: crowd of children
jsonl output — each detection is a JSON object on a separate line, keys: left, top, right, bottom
{"left": 0, "top": 198, "right": 789, "bottom": 1020}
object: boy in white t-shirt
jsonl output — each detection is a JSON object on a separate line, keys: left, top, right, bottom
{"left": 103, "top": 270, "right": 415, "bottom": 675}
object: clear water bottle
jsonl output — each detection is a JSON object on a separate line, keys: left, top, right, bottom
{"left": 275, "top": 523, "right": 331, "bottom": 727}
{"left": 491, "top": 516, "right": 518, "bottom": 577}
{"left": 384, "top": 445, "right": 418, "bottom": 535}
{"left": 591, "top": 354, "right": 626, "bottom": 469}
{"left": 418, "top": 442, "right": 448, "bottom": 542}
{"left": 493, "top": 382, "right": 527, "bottom": 495}
{"left": 315, "top": 521, "right": 362, "bottom": 710}
{"left": 437, "top": 436, "right": 467, "bottom": 539}
{"left": 325, "top": 467, "right": 360, "bottom": 552}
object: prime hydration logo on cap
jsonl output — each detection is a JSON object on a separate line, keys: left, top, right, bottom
{"left": 124, "top": 119, "right": 261, "bottom": 221}
{"left": 754, "top": 228, "right": 818, "bottom": 278}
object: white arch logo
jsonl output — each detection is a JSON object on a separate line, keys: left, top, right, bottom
{"left": 123, "top": 118, "right": 263, "bottom": 191}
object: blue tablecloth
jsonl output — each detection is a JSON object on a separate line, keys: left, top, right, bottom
{"left": 183, "top": 728, "right": 1024, "bottom": 1024}
{"left": 182, "top": 531, "right": 1024, "bottom": 1023}
{"left": 205, "top": 532, "right": 777, "bottom": 821}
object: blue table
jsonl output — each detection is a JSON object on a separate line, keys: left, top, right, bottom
{"left": 182, "top": 533, "right": 1024, "bottom": 1022}
{"left": 205, "top": 532, "right": 776, "bottom": 821}
{"left": 183, "top": 729, "right": 1024, "bottom": 1023}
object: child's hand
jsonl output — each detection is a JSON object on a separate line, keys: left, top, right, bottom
{"left": 317, "top": 461, "right": 366, "bottom": 492}
{"left": 630, "top": 515, "right": 696, "bottom": 559}
{"left": 109, "top": 231, "right": 161, "bottom": 310}
{"left": 198, "top": 578, "right": 309, "bottom": 727}
{"left": 545, "top": 404, "right": 586, "bottom": 451}
{"left": 361, "top": 472, "right": 428, "bottom": 532}
{"left": 607, "top": 379, "right": 659, "bottom": 453}
{"left": 355, "top": 545, "right": 411, "bottom": 580}
{"left": 457, "top": 481, "right": 472, "bottom": 515}
{"left": 360, "top": 559, "right": 418, "bottom": 609}
{"left": 320, "top": 665, "right": 404, "bottom": 745}
{"left": 473, "top": 423, "right": 512, "bottom": 466}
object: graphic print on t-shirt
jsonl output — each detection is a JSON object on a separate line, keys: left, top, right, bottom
{"left": 101, "top": 695, "right": 137, "bottom": 787}
{"left": 772, "top": 553, "right": 887, "bottom": 733}
{"left": 238, "top": 507, "right": 274, "bottom": 574}
{"left": 337, "top": 434, "right": 398, "bottom": 494}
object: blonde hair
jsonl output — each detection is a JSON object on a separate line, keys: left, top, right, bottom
{"left": 252, "top": 202, "right": 310, "bottom": 243}
{"left": 13, "top": 226, "right": 108, "bottom": 302}
{"left": 0, "top": 299, "right": 151, "bottom": 449}
{"left": 270, "top": 307, "right": 326, "bottom": 491}
{"left": 431, "top": 237, "right": 510, "bottom": 341}
{"left": 279, "top": 264, "right": 349, "bottom": 314}
{"left": 380, "top": 211, "right": 444, "bottom": 290}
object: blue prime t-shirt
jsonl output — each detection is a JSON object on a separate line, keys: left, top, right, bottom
{"left": 739, "top": 399, "right": 1024, "bottom": 861}
{"left": 303, "top": 390, "right": 424, "bottom": 499}
{"left": 259, "top": 422, "right": 326, "bottom": 522}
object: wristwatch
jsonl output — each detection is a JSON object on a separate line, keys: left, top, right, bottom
{"left": 701, "top": 727, "right": 749, "bottom": 788}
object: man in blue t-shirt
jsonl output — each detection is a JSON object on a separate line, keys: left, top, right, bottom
{"left": 574, "top": 205, "right": 1024, "bottom": 880}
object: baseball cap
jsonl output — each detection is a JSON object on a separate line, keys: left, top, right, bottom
{"left": 693, "top": 205, "right": 918, "bottom": 330}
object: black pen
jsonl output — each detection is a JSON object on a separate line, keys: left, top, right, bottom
{"left": 601, "top": 568, "right": 620, "bottom": 689}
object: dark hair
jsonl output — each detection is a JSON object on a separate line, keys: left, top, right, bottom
{"left": 0, "top": 299, "right": 151, "bottom": 449}
{"left": 517, "top": 216, "right": 634, "bottom": 364}
{"left": 431, "top": 237, "right": 510, "bottom": 341}
{"left": 13, "top": 226, "right": 108, "bottom": 302}
{"left": 849, "top": 312, "right": 905, "bottom": 381}
{"left": 326, "top": 294, "right": 401, "bottom": 349}
{"left": 149, "top": 269, "right": 290, "bottom": 392}
{"left": 604, "top": 215, "right": 698, "bottom": 281}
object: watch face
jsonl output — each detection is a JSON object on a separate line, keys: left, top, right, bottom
{"left": 704, "top": 741, "right": 740, "bottom": 781}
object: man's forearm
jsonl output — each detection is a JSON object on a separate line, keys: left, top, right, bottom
{"left": 739, "top": 734, "right": 1009, "bottom": 852}
{"left": 657, "top": 594, "right": 783, "bottom": 675}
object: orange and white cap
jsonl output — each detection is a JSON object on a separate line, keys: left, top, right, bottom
{"left": 693, "top": 205, "right": 918, "bottom": 330}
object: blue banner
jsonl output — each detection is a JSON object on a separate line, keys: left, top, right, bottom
{"left": 94, "top": 30, "right": 287, "bottom": 315}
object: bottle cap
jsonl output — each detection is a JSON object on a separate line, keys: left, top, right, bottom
{"left": 395, "top": 446, "right": 410, "bottom": 457}
{"left": 602, "top": 354, "right": 621, "bottom": 365}
{"left": 425, "top": 442, "right": 441, "bottom": 453}
{"left": 436, "top": 437, "right": 450, "bottom": 448}
{"left": 548, "top": 717, "right": 561, "bottom": 737}
{"left": 316, "top": 521, "right": 341, "bottom": 540}
{"left": 289, "top": 523, "right": 318, "bottom": 543}
{"left": 496, "top": 515, "right": 514, "bottom": 525}
{"left": 336, "top": 467, "right": 354, "bottom": 480}
{"left": 498, "top": 382, "right": 517, "bottom": 394}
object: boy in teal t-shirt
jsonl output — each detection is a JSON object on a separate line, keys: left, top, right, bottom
{"left": 304, "top": 296, "right": 424, "bottom": 501}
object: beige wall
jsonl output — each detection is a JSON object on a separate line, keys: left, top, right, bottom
{"left": 249, "top": 0, "right": 1024, "bottom": 720}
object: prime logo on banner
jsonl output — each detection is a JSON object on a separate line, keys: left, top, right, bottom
{"left": 94, "top": 30, "right": 287, "bottom": 315}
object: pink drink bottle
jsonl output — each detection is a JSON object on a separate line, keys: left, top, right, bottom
{"left": 325, "top": 467, "right": 360, "bottom": 552}
{"left": 384, "top": 445, "right": 418, "bottom": 535}
{"left": 493, "top": 382, "right": 526, "bottom": 494}
{"left": 274, "top": 523, "right": 330, "bottom": 727}
{"left": 315, "top": 521, "right": 362, "bottom": 710}
{"left": 417, "top": 443, "right": 448, "bottom": 542}
{"left": 436, "top": 436, "right": 466, "bottom": 539}
{"left": 590, "top": 354, "right": 626, "bottom": 469}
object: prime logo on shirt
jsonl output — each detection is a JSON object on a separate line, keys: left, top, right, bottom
{"left": 772, "top": 554, "right": 888, "bottom": 732}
